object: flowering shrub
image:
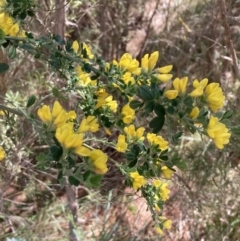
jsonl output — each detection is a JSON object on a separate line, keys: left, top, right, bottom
{"left": 0, "top": 1, "right": 236, "bottom": 236}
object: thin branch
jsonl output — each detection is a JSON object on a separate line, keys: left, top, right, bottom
{"left": 137, "top": 0, "right": 161, "bottom": 58}
{"left": 220, "top": 0, "right": 240, "bottom": 81}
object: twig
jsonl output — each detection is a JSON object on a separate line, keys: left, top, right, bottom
{"left": 137, "top": 0, "right": 162, "bottom": 58}
{"left": 220, "top": 0, "right": 240, "bottom": 81}
{"left": 66, "top": 181, "right": 79, "bottom": 241}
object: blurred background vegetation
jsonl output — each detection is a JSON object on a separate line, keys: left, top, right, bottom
{"left": 1, "top": 0, "right": 240, "bottom": 240}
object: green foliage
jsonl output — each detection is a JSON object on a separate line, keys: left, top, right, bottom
{"left": 1, "top": 0, "right": 240, "bottom": 240}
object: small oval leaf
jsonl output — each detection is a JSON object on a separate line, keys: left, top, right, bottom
{"left": 26, "top": 94, "right": 36, "bottom": 107}
{"left": 0, "top": 63, "right": 9, "bottom": 73}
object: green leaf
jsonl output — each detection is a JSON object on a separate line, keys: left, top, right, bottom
{"left": 160, "top": 155, "right": 168, "bottom": 161}
{"left": 126, "top": 151, "right": 136, "bottom": 162}
{"left": 0, "top": 63, "right": 9, "bottom": 73}
{"left": 27, "top": 10, "right": 35, "bottom": 17}
{"left": 129, "top": 100, "right": 143, "bottom": 109}
{"left": 50, "top": 146, "right": 63, "bottom": 161}
{"left": 175, "top": 160, "right": 187, "bottom": 171}
{"left": 9, "top": 45, "right": 17, "bottom": 59}
{"left": 69, "top": 176, "right": 80, "bottom": 186}
{"left": 171, "top": 154, "right": 181, "bottom": 165}
{"left": 26, "top": 95, "right": 36, "bottom": 107}
{"left": 138, "top": 85, "right": 154, "bottom": 101}
{"left": 144, "top": 100, "right": 155, "bottom": 113}
{"left": 149, "top": 115, "right": 165, "bottom": 133}
{"left": 132, "top": 144, "right": 140, "bottom": 155}
{"left": 19, "top": 11, "right": 27, "bottom": 20}
{"left": 230, "top": 219, "right": 240, "bottom": 227}
{"left": 150, "top": 82, "right": 160, "bottom": 99}
{"left": 53, "top": 34, "right": 65, "bottom": 45}
{"left": 57, "top": 170, "right": 63, "bottom": 181}
{"left": 52, "top": 87, "right": 59, "bottom": 97}
{"left": 83, "top": 170, "right": 91, "bottom": 181}
{"left": 18, "top": 43, "right": 35, "bottom": 54}
{"left": 183, "top": 96, "right": 193, "bottom": 108}
{"left": 167, "top": 106, "right": 175, "bottom": 115}
{"left": 222, "top": 110, "right": 233, "bottom": 119}
{"left": 89, "top": 174, "right": 102, "bottom": 188}
{"left": 0, "top": 39, "right": 6, "bottom": 45}
{"left": 0, "top": 28, "right": 5, "bottom": 39}
{"left": 128, "top": 159, "right": 138, "bottom": 168}
{"left": 172, "top": 132, "right": 183, "bottom": 144}
{"left": 90, "top": 75, "right": 99, "bottom": 80}
{"left": 82, "top": 63, "right": 92, "bottom": 73}
{"left": 154, "top": 104, "right": 165, "bottom": 116}
{"left": 220, "top": 119, "right": 231, "bottom": 126}
{"left": 231, "top": 127, "right": 240, "bottom": 136}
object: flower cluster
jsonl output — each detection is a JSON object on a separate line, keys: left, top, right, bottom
{"left": 34, "top": 41, "right": 234, "bottom": 236}
{"left": 37, "top": 101, "right": 68, "bottom": 129}
{"left": 207, "top": 116, "right": 231, "bottom": 149}
{"left": 0, "top": 0, "right": 24, "bottom": 37}
{"left": 38, "top": 101, "right": 108, "bottom": 174}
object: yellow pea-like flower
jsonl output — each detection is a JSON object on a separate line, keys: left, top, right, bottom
{"left": 161, "top": 166, "right": 174, "bottom": 179}
{"left": 116, "top": 134, "right": 128, "bottom": 153}
{"left": 130, "top": 171, "right": 147, "bottom": 190}
{"left": 89, "top": 149, "right": 108, "bottom": 174}
{"left": 189, "top": 107, "right": 199, "bottom": 119}
{"left": 164, "top": 90, "right": 178, "bottom": 99}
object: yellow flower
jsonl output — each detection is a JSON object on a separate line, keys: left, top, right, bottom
{"left": 51, "top": 101, "right": 68, "bottom": 128}
{"left": 193, "top": 78, "right": 208, "bottom": 89}
{"left": 141, "top": 51, "right": 159, "bottom": 72}
{"left": 82, "top": 43, "right": 94, "bottom": 59}
{"left": 89, "top": 149, "right": 108, "bottom": 174}
{"left": 189, "top": 86, "right": 204, "bottom": 97}
{"left": 205, "top": 83, "right": 225, "bottom": 112}
{"left": 0, "top": 0, "right": 6, "bottom": 8}
{"left": 94, "top": 90, "right": 117, "bottom": 112}
{"left": 0, "top": 146, "right": 5, "bottom": 161}
{"left": 124, "top": 125, "right": 145, "bottom": 141}
{"left": 156, "top": 217, "right": 172, "bottom": 235}
{"left": 147, "top": 133, "right": 168, "bottom": 150}
{"left": 121, "top": 72, "right": 135, "bottom": 85}
{"left": 155, "top": 74, "right": 173, "bottom": 82}
{"left": 72, "top": 40, "right": 79, "bottom": 53}
{"left": 156, "top": 227, "right": 164, "bottom": 235}
{"left": 161, "top": 166, "right": 174, "bottom": 179}
{"left": 76, "top": 66, "right": 96, "bottom": 86}
{"left": 189, "top": 107, "right": 199, "bottom": 119}
{"left": 37, "top": 101, "right": 68, "bottom": 128}
{"left": 154, "top": 179, "right": 170, "bottom": 201}
{"left": 9, "top": 22, "right": 19, "bottom": 36}
{"left": 105, "top": 96, "right": 118, "bottom": 112}
{"left": 130, "top": 171, "right": 147, "bottom": 190}
{"left": 158, "top": 65, "right": 173, "bottom": 74}
{"left": 121, "top": 103, "right": 135, "bottom": 124}
{"left": 163, "top": 219, "right": 172, "bottom": 230}
{"left": 37, "top": 105, "right": 52, "bottom": 124}
{"left": 67, "top": 111, "right": 77, "bottom": 121}
{"left": 116, "top": 134, "right": 128, "bottom": 153}
{"left": 0, "top": 13, "right": 21, "bottom": 37}
{"left": 173, "top": 77, "right": 188, "bottom": 95}
{"left": 116, "top": 53, "right": 139, "bottom": 73}
{"left": 78, "top": 116, "right": 99, "bottom": 133}
{"left": 189, "top": 78, "right": 208, "bottom": 97}
{"left": 164, "top": 90, "right": 178, "bottom": 99}
{"left": 206, "top": 116, "right": 231, "bottom": 149}
{"left": 56, "top": 123, "right": 91, "bottom": 156}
